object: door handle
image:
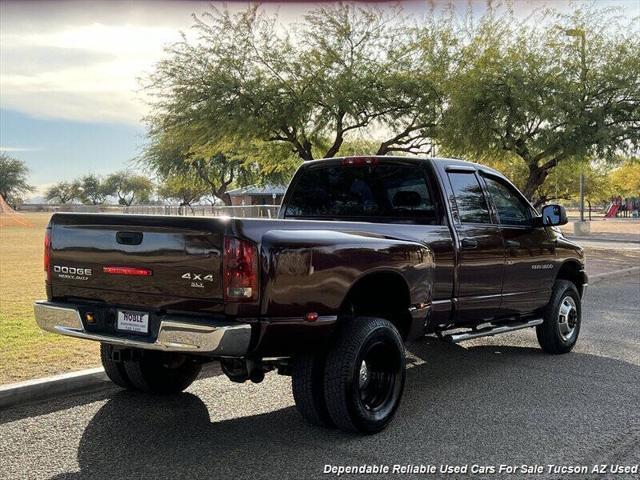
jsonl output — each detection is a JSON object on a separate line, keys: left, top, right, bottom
{"left": 461, "top": 238, "right": 478, "bottom": 249}
{"left": 505, "top": 240, "right": 520, "bottom": 248}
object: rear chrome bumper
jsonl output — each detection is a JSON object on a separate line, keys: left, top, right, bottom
{"left": 34, "top": 301, "right": 252, "bottom": 356}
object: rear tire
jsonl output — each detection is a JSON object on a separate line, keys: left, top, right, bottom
{"left": 123, "top": 351, "right": 202, "bottom": 394}
{"left": 292, "top": 352, "right": 334, "bottom": 428}
{"left": 100, "top": 343, "right": 133, "bottom": 389}
{"left": 324, "top": 317, "right": 405, "bottom": 434}
{"left": 536, "top": 280, "right": 581, "bottom": 354}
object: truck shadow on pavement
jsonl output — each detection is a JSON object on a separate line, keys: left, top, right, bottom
{"left": 47, "top": 338, "right": 640, "bottom": 480}
{"left": 0, "top": 364, "right": 223, "bottom": 426}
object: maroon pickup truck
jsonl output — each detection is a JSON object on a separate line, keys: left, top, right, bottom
{"left": 35, "top": 156, "right": 586, "bottom": 433}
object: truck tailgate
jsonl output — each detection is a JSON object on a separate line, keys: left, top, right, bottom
{"left": 49, "top": 214, "right": 226, "bottom": 307}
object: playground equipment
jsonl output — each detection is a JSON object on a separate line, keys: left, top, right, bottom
{"left": 605, "top": 203, "right": 620, "bottom": 218}
{"left": 605, "top": 196, "right": 640, "bottom": 219}
{"left": 0, "top": 196, "right": 33, "bottom": 227}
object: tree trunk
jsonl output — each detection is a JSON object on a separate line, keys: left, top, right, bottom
{"left": 324, "top": 133, "right": 343, "bottom": 158}
{"left": 522, "top": 164, "right": 549, "bottom": 203}
{"left": 217, "top": 192, "right": 232, "bottom": 206}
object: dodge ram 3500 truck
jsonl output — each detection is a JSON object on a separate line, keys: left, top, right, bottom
{"left": 35, "top": 156, "right": 586, "bottom": 433}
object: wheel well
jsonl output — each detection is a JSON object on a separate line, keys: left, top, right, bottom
{"left": 340, "top": 271, "right": 412, "bottom": 339}
{"left": 556, "top": 261, "right": 585, "bottom": 297}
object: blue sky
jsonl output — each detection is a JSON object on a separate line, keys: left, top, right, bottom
{"left": 0, "top": 109, "right": 144, "bottom": 186}
{"left": 1, "top": 0, "right": 638, "bottom": 197}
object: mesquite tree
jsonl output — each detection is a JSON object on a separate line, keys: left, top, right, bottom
{"left": 144, "top": 3, "right": 639, "bottom": 204}
{"left": 0, "top": 154, "right": 33, "bottom": 203}
{"left": 144, "top": 4, "right": 454, "bottom": 162}
{"left": 442, "top": 7, "right": 639, "bottom": 204}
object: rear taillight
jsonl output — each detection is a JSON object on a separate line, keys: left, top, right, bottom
{"left": 44, "top": 229, "right": 51, "bottom": 282}
{"left": 223, "top": 236, "right": 258, "bottom": 302}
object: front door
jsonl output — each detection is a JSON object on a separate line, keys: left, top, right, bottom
{"left": 445, "top": 169, "right": 505, "bottom": 324}
{"left": 481, "top": 174, "right": 555, "bottom": 317}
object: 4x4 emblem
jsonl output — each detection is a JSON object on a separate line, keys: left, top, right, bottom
{"left": 181, "top": 272, "right": 214, "bottom": 289}
{"left": 181, "top": 272, "right": 214, "bottom": 281}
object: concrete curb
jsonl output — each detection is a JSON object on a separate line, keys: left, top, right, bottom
{"left": 589, "top": 266, "right": 640, "bottom": 284}
{"left": 0, "top": 269, "right": 637, "bottom": 410}
{"left": 0, "top": 367, "right": 108, "bottom": 410}
{"left": 565, "top": 235, "right": 640, "bottom": 244}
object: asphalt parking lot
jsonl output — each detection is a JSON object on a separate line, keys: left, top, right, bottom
{"left": 1, "top": 274, "right": 638, "bottom": 480}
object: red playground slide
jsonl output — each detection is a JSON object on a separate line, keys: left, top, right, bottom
{"left": 605, "top": 203, "right": 620, "bottom": 218}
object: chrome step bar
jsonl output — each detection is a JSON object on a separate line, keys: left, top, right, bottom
{"left": 443, "top": 319, "right": 543, "bottom": 344}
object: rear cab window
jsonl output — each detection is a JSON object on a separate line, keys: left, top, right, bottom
{"left": 284, "top": 162, "right": 440, "bottom": 224}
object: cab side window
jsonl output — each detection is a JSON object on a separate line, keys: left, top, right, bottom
{"left": 447, "top": 172, "right": 491, "bottom": 224}
{"left": 483, "top": 176, "right": 533, "bottom": 226}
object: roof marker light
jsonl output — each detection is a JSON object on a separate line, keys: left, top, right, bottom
{"left": 341, "top": 157, "right": 378, "bottom": 166}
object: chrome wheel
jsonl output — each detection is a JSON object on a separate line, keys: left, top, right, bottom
{"left": 537, "top": 280, "right": 581, "bottom": 354}
{"left": 558, "top": 296, "right": 578, "bottom": 341}
{"left": 358, "top": 360, "right": 369, "bottom": 389}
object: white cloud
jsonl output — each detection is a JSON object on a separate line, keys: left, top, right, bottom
{"left": 0, "top": 22, "right": 182, "bottom": 124}
{"left": 2, "top": 0, "right": 636, "bottom": 127}
{"left": 0, "top": 0, "right": 324, "bottom": 125}
{"left": 0, "top": 0, "right": 212, "bottom": 125}
{"left": 0, "top": 0, "right": 321, "bottom": 125}
{"left": 0, "top": 146, "right": 41, "bottom": 152}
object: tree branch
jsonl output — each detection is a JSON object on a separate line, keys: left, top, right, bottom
{"left": 376, "top": 119, "right": 433, "bottom": 155}
{"left": 323, "top": 109, "right": 346, "bottom": 158}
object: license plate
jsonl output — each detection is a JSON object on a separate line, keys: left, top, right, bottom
{"left": 117, "top": 310, "right": 149, "bottom": 334}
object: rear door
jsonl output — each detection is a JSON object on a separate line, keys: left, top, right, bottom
{"left": 480, "top": 173, "right": 555, "bottom": 316}
{"left": 444, "top": 168, "right": 505, "bottom": 324}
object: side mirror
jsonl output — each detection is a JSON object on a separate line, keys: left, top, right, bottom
{"left": 539, "top": 204, "right": 568, "bottom": 226}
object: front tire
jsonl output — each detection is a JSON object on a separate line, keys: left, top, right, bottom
{"left": 537, "top": 280, "right": 581, "bottom": 354}
{"left": 123, "top": 350, "right": 202, "bottom": 394}
{"left": 324, "top": 317, "right": 405, "bottom": 434}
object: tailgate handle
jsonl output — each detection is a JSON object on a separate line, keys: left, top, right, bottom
{"left": 116, "top": 231, "right": 143, "bottom": 245}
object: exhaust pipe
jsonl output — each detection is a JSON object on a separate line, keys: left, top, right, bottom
{"left": 220, "top": 358, "right": 270, "bottom": 383}
{"left": 444, "top": 319, "right": 543, "bottom": 344}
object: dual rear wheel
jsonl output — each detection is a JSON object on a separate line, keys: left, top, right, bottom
{"left": 292, "top": 280, "right": 583, "bottom": 434}
{"left": 101, "top": 344, "right": 202, "bottom": 394}
{"left": 292, "top": 317, "right": 406, "bottom": 434}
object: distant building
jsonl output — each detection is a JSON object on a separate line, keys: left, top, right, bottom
{"left": 227, "top": 183, "right": 287, "bottom": 206}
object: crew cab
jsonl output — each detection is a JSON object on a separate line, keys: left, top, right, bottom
{"left": 35, "top": 156, "right": 586, "bottom": 433}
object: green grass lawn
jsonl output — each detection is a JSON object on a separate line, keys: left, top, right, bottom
{"left": 0, "top": 213, "right": 98, "bottom": 384}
